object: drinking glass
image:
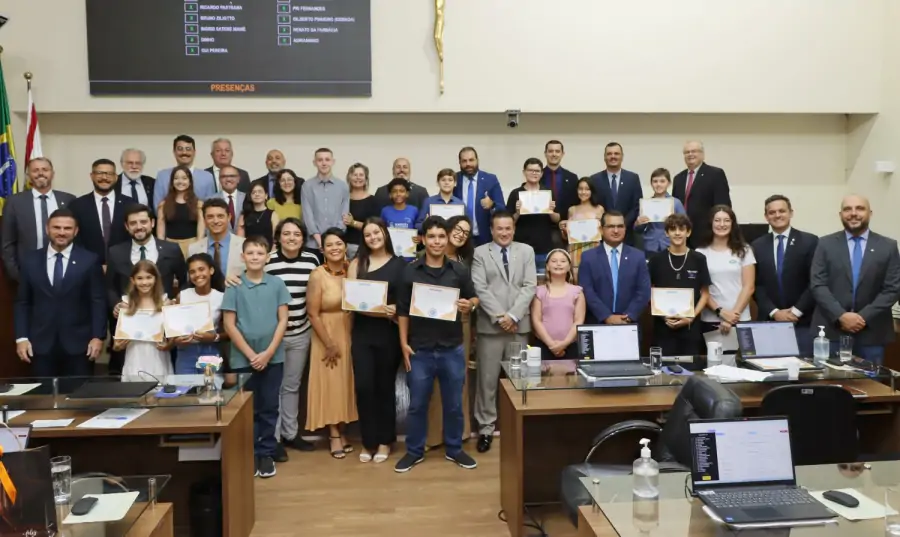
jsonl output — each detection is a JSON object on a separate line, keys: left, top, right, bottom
{"left": 840, "top": 335, "right": 854, "bottom": 363}
{"left": 886, "top": 487, "right": 900, "bottom": 535}
{"left": 648, "top": 347, "right": 662, "bottom": 372}
{"left": 506, "top": 342, "right": 525, "bottom": 370}
{"left": 51, "top": 455, "right": 72, "bottom": 504}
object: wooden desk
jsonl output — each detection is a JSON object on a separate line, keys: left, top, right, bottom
{"left": 126, "top": 503, "right": 174, "bottom": 537}
{"left": 11, "top": 394, "right": 254, "bottom": 537}
{"left": 499, "top": 378, "right": 900, "bottom": 537}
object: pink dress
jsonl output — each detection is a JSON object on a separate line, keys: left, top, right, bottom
{"left": 535, "top": 284, "right": 583, "bottom": 360}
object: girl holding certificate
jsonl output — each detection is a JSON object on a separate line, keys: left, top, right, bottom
{"left": 531, "top": 249, "right": 585, "bottom": 360}
{"left": 307, "top": 228, "right": 358, "bottom": 459}
{"left": 113, "top": 261, "right": 174, "bottom": 381}
{"left": 560, "top": 178, "right": 605, "bottom": 276}
{"left": 507, "top": 158, "right": 559, "bottom": 268}
{"left": 696, "top": 205, "right": 756, "bottom": 336}
{"left": 173, "top": 253, "right": 227, "bottom": 374}
{"left": 647, "top": 214, "right": 710, "bottom": 355}
{"left": 348, "top": 218, "right": 405, "bottom": 463}
{"left": 156, "top": 165, "right": 205, "bottom": 258}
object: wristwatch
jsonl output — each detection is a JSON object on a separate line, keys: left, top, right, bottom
{"left": 715, "top": 307, "right": 723, "bottom": 318}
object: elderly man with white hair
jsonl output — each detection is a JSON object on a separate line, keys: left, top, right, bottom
{"left": 672, "top": 140, "right": 731, "bottom": 248}
{"left": 115, "top": 148, "right": 156, "bottom": 214}
{"left": 204, "top": 137, "right": 251, "bottom": 193}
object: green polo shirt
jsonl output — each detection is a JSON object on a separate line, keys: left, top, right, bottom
{"left": 221, "top": 273, "right": 292, "bottom": 369}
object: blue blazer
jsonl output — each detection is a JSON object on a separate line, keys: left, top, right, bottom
{"left": 14, "top": 245, "right": 108, "bottom": 355}
{"left": 453, "top": 170, "right": 506, "bottom": 245}
{"left": 578, "top": 243, "right": 651, "bottom": 322}
{"left": 590, "top": 169, "right": 643, "bottom": 237}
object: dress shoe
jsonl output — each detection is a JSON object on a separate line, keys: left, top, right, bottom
{"left": 476, "top": 434, "right": 493, "bottom": 453}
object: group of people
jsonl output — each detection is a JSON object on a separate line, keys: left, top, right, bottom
{"left": 5, "top": 133, "right": 900, "bottom": 480}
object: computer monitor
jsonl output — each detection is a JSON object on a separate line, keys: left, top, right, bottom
{"left": 0, "top": 425, "right": 31, "bottom": 453}
{"left": 735, "top": 321, "right": 800, "bottom": 358}
{"left": 576, "top": 324, "right": 641, "bottom": 362}
{"left": 689, "top": 417, "right": 796, "bottom": 490}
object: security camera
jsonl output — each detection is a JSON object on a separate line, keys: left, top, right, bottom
{"left": 0, "top": 16, "right": 8, "bottom": 30}
{"left": 506, "top": 109, "right": 520, "bottom": 129}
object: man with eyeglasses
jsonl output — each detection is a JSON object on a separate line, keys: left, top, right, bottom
{"left": 70, "top": 158, "right": 136, "bottom": 267}
{"left": 213, "top": 165, "right": 246, "bottom": 232}
{"left": 153, "top": 134, "right": 216, "bottom": 208}
{"left": 672, "top": 141, "right": 731, "bottom": 248}
{"left": 578, "top": 210, "right": 651, "bottom": 325}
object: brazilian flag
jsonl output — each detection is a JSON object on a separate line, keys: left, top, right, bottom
{"left": 0, "top": 56, "right": 17, "bottom": 216}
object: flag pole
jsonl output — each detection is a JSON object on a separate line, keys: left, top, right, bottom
{"left": 22, "top": 71, "right": 32, "bottom": 192}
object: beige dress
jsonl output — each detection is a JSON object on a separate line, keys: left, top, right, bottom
{"left": 306, "top": 266, "right": 358, "bottom": 430}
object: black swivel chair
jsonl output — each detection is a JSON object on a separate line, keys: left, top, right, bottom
{"left": 759, "top": 384, "right": 859, "bottom": 465}
{"left": 559, "top": 376, "right": 743, "bottom": 526}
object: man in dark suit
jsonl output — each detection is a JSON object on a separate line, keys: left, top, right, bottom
{"left": 1, "top": 157, "right": 75, "bottom": 281}
{"left": 578, "top": 210, "right": 651, "bottom": 324}
{"left": 453, "top": 146, "right": 506, "bottom": 246}
{"left": 373, "top": 158, "right": 430, "bottom": 210}
{"left": 105, "top": 204, "right": 187, "bottom": 374}
{"left": 810, "top": 194, "right": 900, "bottom": 365}
{"left": 590, "top": 142, "right": 643, "bottom": 245}
{"left": 541, "top": 139, "right": 579, "bottom": 220}
{"left": 205, "top": 138, "right": 251, "bottom": 193}
{"left": 115, "top": 148, "right": 155, "bottom": 214}
{"left": 672, "top": 141, "right": 732, "bottom": 248}
{"left": 751, "top": 195, "right": 819, "bottom": 356}
{"left": 70, "top": 158, "right": 136, "bottom": 266}
{"left": 14, "top": 208, "right": 106, "bottom": 377}
{"left": 256, "top": 148, "right": 287, "bottom": 197}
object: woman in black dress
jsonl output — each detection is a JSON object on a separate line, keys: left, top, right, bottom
{"left": 347, "top": 217, "right": 405, "bottom": 463}
{"left": 342, "top": 163, "right": 380, "bottom": 260}
{"left": 238, "top": 179, "right": 279, "bottom": 245}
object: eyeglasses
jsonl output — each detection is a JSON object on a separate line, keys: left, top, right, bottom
{"left": 525, "top": 169, "right": 543, "bottom": 175}
{"left": 92, "top": 171, "right": 116, "bottom": 178}
{"left": 175, "top": 146, "right": 194, "bottom": 152}
{"left": 452, "top": 226, "right": 471, "bottom": 237}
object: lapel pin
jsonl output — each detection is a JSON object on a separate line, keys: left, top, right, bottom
{"left": 790, "top": 238, "right": 795, "bottom": 246}
{"left": 624, "top": 257, "right": 628, "bottom": 261}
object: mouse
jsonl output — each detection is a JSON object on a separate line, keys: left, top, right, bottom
{"left": 0, "top": 383, "right": 11, "bottom": 394}
{"left": 823, "top": 490, "right": 859, "bottom": 508}
{"left": 71, "top": 496, "right": 99, "bottom": 516}
{"left": 668, "top": 365, "right": 683, "bottom": 374}
{"left": 163, "top": 385, "right": 178, "bottom": 394}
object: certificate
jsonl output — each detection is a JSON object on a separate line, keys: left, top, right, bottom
{"left": 162, "top": 302, "right": 213, "bottom": 338}
{"left": 410, "top": 283, "right": 460, "bottom": 321}
{"left": 388, "top": 228, "right": 417, "bottom": 257}
{"left": 115, "top": 310, "right": 165, "bottom": 342}
{"left": 430, "top": 204, "right": 465, "bottom": 219}
{"left": 567, "top": 219, "right": 601, "bottom": 244}
{"left": 342, "top": 279, "right": 389, "bottom": 312}
{"left": 518, "top": 191, "right": 552, "bottom": 215}
{"left": 650, "top": 288, "right": 695, "bottom": 317}
{"left": 640, "top": 198, "right": 675, "bottom": 223}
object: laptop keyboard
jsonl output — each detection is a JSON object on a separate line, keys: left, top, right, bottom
{"left": 579, "top": 363, "right": 651, "bottom": 377}
{"left": 706, "top": 489, "right": 817, "bottom": 509}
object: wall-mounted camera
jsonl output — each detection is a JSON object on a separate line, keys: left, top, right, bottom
{"left": 506, "top": 109, "right": 520, "bottom": 129}
{"left": 0, "top": 15, "right": 9, "bottom": 30}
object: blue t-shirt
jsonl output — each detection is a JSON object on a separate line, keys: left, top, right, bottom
{"left": 381, "top": 205, "right": 419, "bottom": 229}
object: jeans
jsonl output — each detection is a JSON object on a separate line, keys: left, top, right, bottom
{"left": 829, "top": 341, "right": 885, "bottom": 365}
{"left": 234, "top": 363, "right": 284, "bottom": 458}
{"left": 405, "top": 345, "right": 465, "bottom": 458}
{"left": 174, "top": 342, "right": 220, "bottom": 374}
{"left": 534, "top": 253, "right": 548, "bottom": 275}
{"left": 276, "top": 330, "right": 312, "bottom": 442}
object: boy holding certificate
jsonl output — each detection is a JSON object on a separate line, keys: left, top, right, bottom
{"left": 416, "top": 168, "right": 465, "bottom": 231}
{"left": 380, "top": 178, "right": 419, "bottom": 231}
{"left": 647, "top": 214, "right": 710, "bottom": 355}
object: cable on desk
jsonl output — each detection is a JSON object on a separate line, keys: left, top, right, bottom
{"left": 497, "top": 505, "right": 550, "bottom": 537}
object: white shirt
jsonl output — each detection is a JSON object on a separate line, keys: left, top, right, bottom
{"left": 768, "top": 227, "right": 803, "bottom": 319}
{"left": 93, "top": 191, "right": 116, "bottom": 237}
{"left": 122, "top": 174, "right": 149, "bottom": 206}
{"left": 32, "top": 189, "right": 59, "bottom": 248}
{"left": 46, "top": 243, "right": 73, "bottom": 285}
{"left": 212, "top": 166, "right": 222, "bottom": 193}
{"left": 695, "top": 245, "right": 756, "bottom": 323}
{"left": 130, "top": 237, "right": 159, "bottom": 264}
{"left": 178, "top": 288, "right": 225, "bottom": 325}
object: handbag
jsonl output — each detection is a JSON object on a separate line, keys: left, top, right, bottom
{"left": 0, "top": 431, "right": 56, "bottom": 537}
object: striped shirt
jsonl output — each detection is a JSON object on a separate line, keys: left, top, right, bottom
{"left": 264, "top": 249, "right": 320, "bottom": 336}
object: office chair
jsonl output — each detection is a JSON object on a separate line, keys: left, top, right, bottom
{"left": 759, "top": 384, "right": 859, "bottom": 465}
{"left": 559, "top": 376, "right": 743, "bottom": 526}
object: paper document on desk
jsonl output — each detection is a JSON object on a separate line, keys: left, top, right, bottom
{"left": 31, "top": 419, "right": 74, "bottom": 428}
{"left": 811, "top": 489, "right": 895, "bottom": 520}
{"left": 0, "top": 383, "right": 41, "bottom": 396}
{"left": 0, "top": 410, "right": 24, "bottom": 423}
{"left": 704, "top": 364, "right": 771, "bottom": 382}
{"left": 63, "top": 491, "right": 140, "bottom": 524}
{"left": 703, "top": 329, "right": 738, "bottom": 352}
{"left": 77, "top": 408, "right": 149, "bottom": 429}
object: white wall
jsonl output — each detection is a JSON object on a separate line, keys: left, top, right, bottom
{"left": 0, "top": 0, "right": 883, "bottom": 113}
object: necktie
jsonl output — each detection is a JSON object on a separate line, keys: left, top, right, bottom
{"left": 101, "top": 197, "right": 112, "bottom": 246}
{"left": 685, "top": 170, "right": 696, "bottom": 208}
{"left": 851, "top": 236, "right": 863, "bottom": 308}
{"left": 610, "top": 247, "right": 620, "bottom": 312}
{"left": 130, "top": 180, "right": 140, "bottom": 203}
{"left": 214, "top": 241, "right": 223, "bottom": 273}
{"left": 776, "top": 234, "right": 786, "bottom": 296}
{"left": 140, "top": 245, "right": 147, "bottom": 261}
{"left": 466, "top": 178, "right": 475, "bottom": 221}
{"left": 501, "top": 246, "right": 510, "bottom": 280}
{"left": 227, "top": 195, "right": 236, "bottom": 228}
{"left": 39, "top": 194, "right": 49, "bottom": 247}
{"left": 549, "top": 169, "right": 557, "bottom": 197}
{"left": 52, "top": 252, "right": 64, "bottom": 289}
{"left": 610, "top": 174, "right": 618, "bottom": 207}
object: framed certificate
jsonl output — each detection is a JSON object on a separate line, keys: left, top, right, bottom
{"left": 650, "top": 288, "right": 695, "bottom": 317}
{"left": 640, "top": 198, "right": 675, "bottom": 223}
{"left": 430, "top": 204, "right": 465, "bottom": 219}
{"left": 410, "top": 283, "right": 460, "bottom": 321}
{"left": 162, "top": 302, "right": 214, "bottom": 338}
{"left": 518, "top": 191, "right": 552, "bottom": 215}
{"left": 342, "top": 279, "right": 389, "bottom": 312}
{"left": 115, "top": 310, "right": 165, "bottom": 342}
{"left": 387, "top": 228, "right": 417, "bottom": 257}
{"left": 566, "top": 218, "right": 602, "bottom": 244}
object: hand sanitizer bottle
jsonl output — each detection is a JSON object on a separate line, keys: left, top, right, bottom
{"left": 814, "top": 325, "right": 830, "bottom": 364}
{"left": 632, "top": 438, "right": 659, "bottom": 498}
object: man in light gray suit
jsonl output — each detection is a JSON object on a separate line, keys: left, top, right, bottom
{"left": 214, "top": 165, "right": 246, "bottom": 233}
{"left": 810, "top": 194, "right": 900, "bottom": 365}
{"left": 470, "top": 210, "right": 536, "bottom": 453}
{"left": 1, "top": 157, "right": 75, "bottom": 281}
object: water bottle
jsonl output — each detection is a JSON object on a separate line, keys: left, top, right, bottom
{"left": 632, "top": 438, "right": 659, "bottom": 498}
{"left": 813, "top": 325, "right": 830, "bottom": 364}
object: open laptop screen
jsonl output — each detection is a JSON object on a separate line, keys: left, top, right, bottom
{"left": 0, "top": 426, "right": 31, "bottom": 453}
{"left": 576, "top": 324, "right": 640, "bottom": 362}
{"left": 689, "top": 417, "right": 795, "bottom": 488}
{"left": 735, "top": 322, "right": 800, "bottom": 358}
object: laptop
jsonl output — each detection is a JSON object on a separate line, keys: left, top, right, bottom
{"left": 575, "top": 324, "right": 653, "bottom": 378}
{"left": 689, "top": 416, "right": 836, "bottom": 525}
{"left": 0, "top": 425, "right": 31, "bottom": 452}
{"left": 68, "top": 380, "right": 158, "bottom": 399}
{"left": 735, "top": 321, "right": 821, "bottom": 371}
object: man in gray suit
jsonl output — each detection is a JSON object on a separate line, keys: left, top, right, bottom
{"left": 810, "top": 194, "right": 900, "bottom": 364}
{"left": 1, "top": 157, "right": 75, "bottom": 281}
{"left": 214, "top": 165, "right": 246, "bottom": 233}
{"left": 470, "top": 210, "right": 536, "bottom": 453}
